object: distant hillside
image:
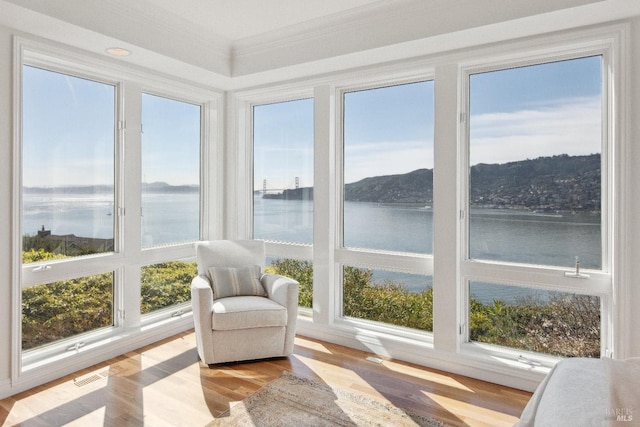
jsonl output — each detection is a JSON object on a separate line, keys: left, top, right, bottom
{"left": 344, "top": 168, "right": 433, "bottom": 204}
{"left": 469, "top": 154, "right": 600, "bottom": 212}
{"left": 24, "top": 182, "right": 199, "bottom": 194}
{"left": 141, "top": 182, "right": 199, "bottom": 193}
{"left": 270, "top": 154, "right": 601, "bottom": 212}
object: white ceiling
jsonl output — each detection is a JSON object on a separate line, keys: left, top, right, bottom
{"left": 144, "top": 0, "right": 387, "bottom": 41}
{"left": 1, "top": 0, "right": 639, "bottom": 88}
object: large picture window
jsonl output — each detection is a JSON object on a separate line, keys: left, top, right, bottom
{"left": 253, "top": 98, "right": 314, "bottom": 245}
{"left": 22, "top": 66, "right": 116, "bottom": 261}
{"left": 17, "top": 49, "right": 216, "bottom": 371}
{"left": 141, "top": 93, "right": 201, "bottom": 248}
{"left": 252, "top": 98, "right": 314, "bottom": 308}
{"left": 341, "top": 80, "right": 434, "bottom": 330}
{"left": 343, "top": 81, "right": 434, "bottom": 254}
{"left": 21, "top": 66, "right": 117, "bottom": 354}
{"left": 468, "top": 56, "right": 602, "bottom": 269}
{"left": 465, "top": 55, "right": 606, "bottom": 358}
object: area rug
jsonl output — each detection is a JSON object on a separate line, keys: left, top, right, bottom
{"left": 208, "top": 371, "right": 448, "bottom": 426}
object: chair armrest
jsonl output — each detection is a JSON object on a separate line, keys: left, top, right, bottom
{"left": 261, "top": 274, "right": 299, "bottom": 309}
{"left": 191, "top": 275, "right": 214, "bottom": 305}
{"left": 191, "top": 275, "right": 214, "bottom": 362}
{"left": 262, "top": 274, "right": 299, "bottom": 355}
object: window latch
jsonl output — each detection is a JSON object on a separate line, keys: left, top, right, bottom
{"left": 564, "top": 256, "right": 589, "bottom": 279}
{"left": 67, "top": 342, "right": 86, "bottom": 352}
{"left": 518, "top": 355, "right": 542, "bottom": 367}
{"left": 32, "top": 265, "right": 52, "bottom": 272}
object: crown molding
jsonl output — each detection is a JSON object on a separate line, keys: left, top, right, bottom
{"left": 231, "top": 0, "right": 605, "bottom": 77}
{"left": 4, "top": 0, "right": 233, "bottom": 76}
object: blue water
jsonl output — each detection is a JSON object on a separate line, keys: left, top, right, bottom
{"left": 254, "top": 196, "right": 601, "bottom": 303}
{"left": 23, "top": 192, "right": 601, "bottom": 304}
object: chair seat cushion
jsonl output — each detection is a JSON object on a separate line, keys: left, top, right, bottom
{"left": 211, "top": 296, "right": 287, "bottom": 331}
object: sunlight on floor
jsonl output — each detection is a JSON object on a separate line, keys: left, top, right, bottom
{"left": 382, "top": 359, "right": 475, "bottom": 392}
{"left": 291, "top": 353, "right": 391, "bottom": 402}
{"left": 294, "top": 337, "right": 334, "bottom": 354}
{"left": 64, "top": 407, "right": 106, "bottom": 427}
{"left": 422, "top": 390, "right": 519, "bottom": 426}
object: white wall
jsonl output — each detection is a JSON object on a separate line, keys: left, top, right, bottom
{"left": 0, "top": 24, "right": 13, "bottom": 392}
{"left": 625, "top": 20, "right": 640, "bottom": 358}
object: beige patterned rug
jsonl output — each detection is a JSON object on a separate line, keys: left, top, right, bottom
{"left": 208, "top": 371, "right": 448, "bottom": 426}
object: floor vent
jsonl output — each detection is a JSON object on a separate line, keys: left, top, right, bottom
{"left": 74, "top": 370, "right": 109, "bottom": 387}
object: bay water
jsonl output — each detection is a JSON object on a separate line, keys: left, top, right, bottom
{"left": 23, "top": 192, "right": 601, "bottom": 304}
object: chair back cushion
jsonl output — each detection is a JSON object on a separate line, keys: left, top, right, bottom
{"left": 208, "top": 265, "right": 266, "bottom": 299}
{"left": 196, "top": 240, "right": 265, "bottom": 276}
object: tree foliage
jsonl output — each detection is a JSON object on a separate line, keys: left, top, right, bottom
{"left": 22, "top": 273, "right": 114, "bottom": 350}
{"left": 469, "top": 294, "right": 600, "bottom": 358}
{"left": 343, "top": 266, "right": 434, "bottom": 331}
{"left": 271, "top": 260, "right": 599, "bottom": 357}
{"left": 140, "top": 261, "right": 196, "bottom": 314}
{"left": 269, "top": 258, "right": 313, "bottom": 308}
{"left": 21, "top": 250, "right": 195, "bottom": 350}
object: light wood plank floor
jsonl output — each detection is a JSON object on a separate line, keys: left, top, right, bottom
{"left": 0, "top": 331, "right": 531, "bottom": 426}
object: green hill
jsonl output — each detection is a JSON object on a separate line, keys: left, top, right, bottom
{"left": 343, "top": 153, "right": 600, "bottom": 211}
{"left": 262, "top": 153, "right": 601, "bottom": 212}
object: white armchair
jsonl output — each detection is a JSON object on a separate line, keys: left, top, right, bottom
{"left": 191, "top": 240, "right": 299, "bottom": 365}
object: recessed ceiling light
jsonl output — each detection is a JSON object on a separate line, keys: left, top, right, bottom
{"left": 105, "top": 47, "right": 131, "bottom": 57}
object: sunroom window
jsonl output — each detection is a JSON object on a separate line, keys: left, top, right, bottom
{"left": 341, "top": 80, "right": 434, "bottom": 330}
{"left": 17, "top": 46, "right": 217, "bottom": 370}
{"left": 139, "top": 93, "right": 201, "bottom": 317}
{"left": 252, "top": 98, "right": 314, "bottom": 308}
{"left": 141, "top": 93, "right": 201, "bottom": 248}
{"left": 21, "top": 65, "right": 118, "bottom": 356}
{"left": 464, "top": 55, "right": 607, "bottom": 359}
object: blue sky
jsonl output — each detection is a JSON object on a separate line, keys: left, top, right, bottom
{"left": 22, "top": 66, "right": 201, "bottom": 188}
{"left": 23, "top": 55, "right": 602, "bottom": 189}
{"left": 255, "top": 56, "right": 601, "bottom": 189}
{"left": 22, "top": 66, "right": 115, "bottom": 188}
{"left": 141, "top": 93, "right": 200, "bottom": 186}
{"left": 253, "top": 99, "right": 315, "bottom": 191}
{"left": 470, "top": 55, "right": 602, "bottom": 165}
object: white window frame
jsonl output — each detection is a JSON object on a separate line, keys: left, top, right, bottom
{"left": 456, "top": 29, "right": 627, "bottom": 366}
{"left": 232, "top": 23, "right": 630, "bottom": 390}
{"left": 235, "top": 88, "right": 315, "bottom": 261}
{"left": 334, "top": 75, "right": 436, "bottom": 339}
{"left": 12, "top": 37, "right": 223, "bottom": 384}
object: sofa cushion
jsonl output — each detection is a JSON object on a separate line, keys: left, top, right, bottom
{"left": 211, "top": 296, "right": 287, "bottom": 331}
{"left": 208, "top": 265, "right": 266, "bottom": 299}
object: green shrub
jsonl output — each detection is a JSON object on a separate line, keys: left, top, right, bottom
{"left": 269, "top": 259, "right": 313, "bottom": 308}
{"left": 22, "top": 248, "right": 66, "bottom": 264}
{"left": 22, "top": 272, "right": 114, "bottom": 350}
{"left": 22, "top": 250, "right": 196, "bottom": 350}
{"left": 20, "top": 249, "right": 600, "bottom": 358}
{"left": 343, "top": 266, "right": 433, "bottom": 331}
{"left": 469, "top": 294, "right": 600, "bottom": 358}
{"left": 140, "top": 261, "right": 196, "bottom": 314}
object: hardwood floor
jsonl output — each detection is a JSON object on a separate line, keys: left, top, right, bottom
{"left": 0, "top": 331, "right": 531, "bottom": 426}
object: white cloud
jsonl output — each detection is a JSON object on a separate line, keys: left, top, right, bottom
{"left": 344, "top": 140, "right": 433, "bottom": 183}
{"left": 470, "top": 96, "right": 601, "bottom": 165}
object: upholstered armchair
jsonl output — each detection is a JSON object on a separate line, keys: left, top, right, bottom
{"left": 191, "top": 240, "right": 299, "bottom": 365}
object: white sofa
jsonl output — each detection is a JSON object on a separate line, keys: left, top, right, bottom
{"left": 517, "top": 357, "right": 640, "bottom": 426}
{"left": 191, "top": 240, "right": 299, "bottom": 365}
